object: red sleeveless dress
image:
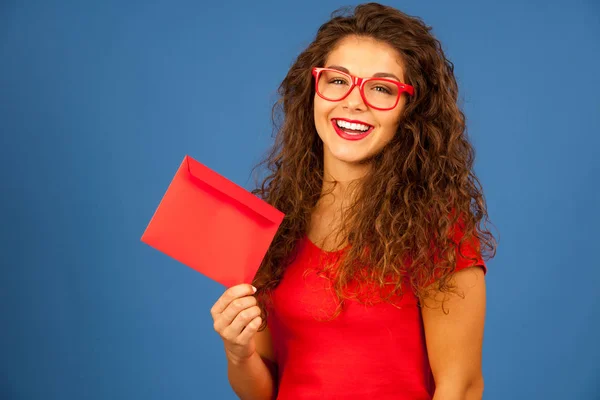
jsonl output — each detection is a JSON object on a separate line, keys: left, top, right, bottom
{"left": 267, "top": 233, "right": 486, "bottom": 400}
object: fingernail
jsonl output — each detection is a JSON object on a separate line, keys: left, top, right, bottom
{"left": 251, "top": 286, "right": 257, "bottom": 293}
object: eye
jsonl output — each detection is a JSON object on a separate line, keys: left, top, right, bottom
{"left": 373, "top": 85, "right": 392, "bottom": 94}
{"left": 367, "top": 80, "right": 398, "bottom": 96}
{"left": 330, "top": 78, "right": 349, "bottom": 85}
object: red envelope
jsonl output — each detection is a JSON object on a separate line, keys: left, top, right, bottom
{"left": 141, "top": 155, "right": 285, "bottom": 288}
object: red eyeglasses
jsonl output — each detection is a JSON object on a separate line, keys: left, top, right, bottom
{"left": 312, "top": 67, "right": 414, "bottom": 111}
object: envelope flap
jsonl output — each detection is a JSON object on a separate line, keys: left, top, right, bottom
{"left": 184, "top": 155, "right": 284, "bottom": 224}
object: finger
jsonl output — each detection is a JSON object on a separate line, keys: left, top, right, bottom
{"left": 213, "top": 296, "right": 257, "bottom": 333}
{"left": 222, "top": 305, "right": 262, "bottom": 338}
{"left": 211, "top": 284, "right": 256, "bottom": 317}
{"left": 236, "top": 316, "right": 262, "bottom": 344}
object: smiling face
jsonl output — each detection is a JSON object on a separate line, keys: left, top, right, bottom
{"left": 314, "top": 35, "right": 408, "bottom": 179}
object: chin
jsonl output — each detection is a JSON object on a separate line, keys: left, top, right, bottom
{"left": 328, "top": 147, "right": 372, "bottom": 165}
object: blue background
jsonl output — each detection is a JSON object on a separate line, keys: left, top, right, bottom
{"left": 1, "top": 0, "right": 599, "bottom": 399}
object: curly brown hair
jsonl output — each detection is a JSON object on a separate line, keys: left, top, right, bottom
{"left": 250, "top": 2, "right": 497, "bottom": 329}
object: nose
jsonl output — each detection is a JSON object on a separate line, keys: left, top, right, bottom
{"left": 342, "top": 84, "right": 367, "bottom": 111}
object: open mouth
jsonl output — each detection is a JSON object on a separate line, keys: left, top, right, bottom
{"left": 331, "top": 119, "right": 374, "bottom": 140}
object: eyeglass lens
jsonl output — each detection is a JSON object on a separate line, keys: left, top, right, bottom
{"left": 317, "top": 70, "right": 400, "bottom": 109}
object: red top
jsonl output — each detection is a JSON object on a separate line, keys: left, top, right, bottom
{"left": 267, "top": 233, "right": 486, "bottom": 400}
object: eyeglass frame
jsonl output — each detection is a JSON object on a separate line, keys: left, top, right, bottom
{"left": 311, "top": 67, "right": 415, "bottom": 111}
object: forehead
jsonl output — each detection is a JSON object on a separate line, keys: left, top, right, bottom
{"left": 324, "top": 35, "right": 405, "bottom": 79}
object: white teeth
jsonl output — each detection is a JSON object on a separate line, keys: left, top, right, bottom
{"left": 336, "top": 120, "right": 370, "bottom": 132}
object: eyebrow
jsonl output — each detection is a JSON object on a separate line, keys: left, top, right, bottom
{"left": 326, "top": 64, "right": 402, "bottom": 81}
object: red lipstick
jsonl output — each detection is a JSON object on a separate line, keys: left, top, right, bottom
{"left": 331, "top": 118, "right": 374, "bottom": 141}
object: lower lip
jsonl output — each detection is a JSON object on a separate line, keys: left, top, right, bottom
{"left": 331, "top": 120, "right": 374, "bottom": 141}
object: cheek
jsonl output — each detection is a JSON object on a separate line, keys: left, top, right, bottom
{"left": 314, "top": 96, "right": 328, "bottom": 118}
{"left": 382, "top": 99, "right": 406, "bottom": 129}
{"left": 313, "top": 97, "right": 335, "bottom": 130}
{"left": 376, "top": 113, "right": 401, "bottom": 135}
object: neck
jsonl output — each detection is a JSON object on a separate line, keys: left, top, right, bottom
{"left": 318, "top": 153, "right": 371, "bottom": 211}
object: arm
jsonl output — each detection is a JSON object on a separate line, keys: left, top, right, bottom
{"left": 422, "top": 266, "right": 487, "bottom": 400}
{"left": 227, "top": 326, "right": 278, "bottom": 400}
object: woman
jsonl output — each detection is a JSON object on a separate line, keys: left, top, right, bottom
{"left": 210, "top": 3, "right": 497, "bottom": 399}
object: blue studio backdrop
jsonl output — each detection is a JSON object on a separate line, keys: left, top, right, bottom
{"left": 1, "top": 1, "right": 599, "bottom": 399}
